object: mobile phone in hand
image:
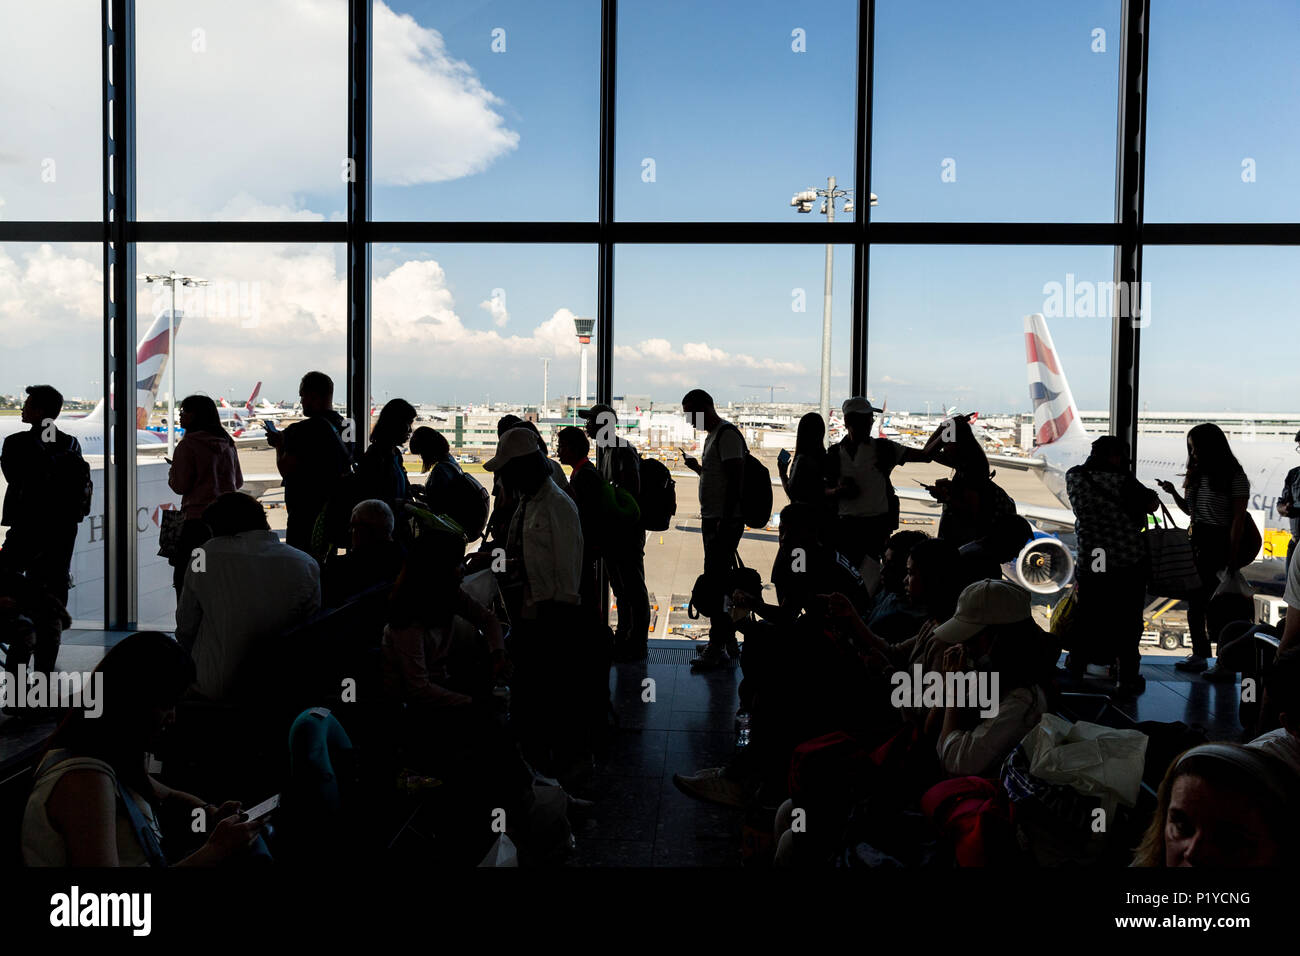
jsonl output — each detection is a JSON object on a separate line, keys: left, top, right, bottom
{"left": 778, "top": 448, "right": 791, "bottom": 468}
{"left": 242, "top": 794, "right": 280, "bottom": 823}
{"left": 263, "top": 419, "right": 279, "bottom": 433}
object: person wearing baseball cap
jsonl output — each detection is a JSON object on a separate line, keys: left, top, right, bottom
{"left": 934, "top": 579, "right": 1059, "bottom": 778}
{"left": 824, "top": 396, "right": 929, "bottom": 568}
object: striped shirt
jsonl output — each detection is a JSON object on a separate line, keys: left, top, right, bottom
{"left": 1188, "top": 471, "right": 1250, "bottom": 528}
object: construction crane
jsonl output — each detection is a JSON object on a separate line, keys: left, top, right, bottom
{"left": 743, "top": 384, "right": 788, "bottom": 403}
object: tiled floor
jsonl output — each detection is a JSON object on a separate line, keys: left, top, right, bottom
{"left": 568, "top": 644, "right": 1251, "bottom": 867}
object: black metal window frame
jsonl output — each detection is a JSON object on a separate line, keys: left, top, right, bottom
{"left": 2, "top": 0, "right": 1297, "bottom": 627}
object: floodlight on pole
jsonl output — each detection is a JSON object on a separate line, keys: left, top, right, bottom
{"left": 787, "top": 176, "right": 859, "bottom": 435}
{"left": 139, "top": 270, "right": 207, "bottom": 456}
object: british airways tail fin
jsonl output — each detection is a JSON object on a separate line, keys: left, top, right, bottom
{"left": 1024, "top": 312, "right": 1088, "bottom": 448}
{"left": 80, "top": 310, "right": 180, "bottom": 428}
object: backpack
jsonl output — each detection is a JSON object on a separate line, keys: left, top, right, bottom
{"left": 635, "top": 456, "right": 677, "bottom": 531}
{"left": 427, "top": 461, "right": 490, "bottom": 543}
{"left": 41, "top": 436, "right": 92, "bottom": 522}
{"left": 721, "top": 424, "right": 772, "bottom": 530}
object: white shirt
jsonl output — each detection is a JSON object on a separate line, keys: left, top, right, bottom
{"left": 835, "top": 438, "right": 896, "bottom": 518}
{"left": 699, "top": 421, "right": 745, "bottom": 519}
{"left": 939, "top": 686, "right": 1048, "bottom": 778}
{"left": 508, "top": 476, "right": 583, "bottom": 611}
{"left": 176, "top": 530, "right": 321, "bottom": 700}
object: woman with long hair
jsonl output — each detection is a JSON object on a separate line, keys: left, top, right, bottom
{"left": 358, "top": 398, "right": 417, "bottom": 541}
{"left": 1156, "top": 423, "right": 1251, "bottom": 671}
{"left": 778, "top": 413, "right": 835, "bottom": 526}
{"left": 1133, "top": 743, "right": 1297, "bottom": 866}
{"left": 22, "top": 631, "right": 264, "bottom": 866}
{"left": 167, "top": 394, "right": 242, "bottom": 596}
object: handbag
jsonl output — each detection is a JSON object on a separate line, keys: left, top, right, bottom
{"left": 1145, "top": 503, "right": 1201, "bottom": 599}
{"left": 1049, "top": 582, "right": 1079, "bottom": 645}
{"left": 156, "top": 507, "right": 186, "bottom": 559}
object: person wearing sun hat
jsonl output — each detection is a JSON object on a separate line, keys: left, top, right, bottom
{"left": 933, "top": 579, "right": 1058, "bottom": 777}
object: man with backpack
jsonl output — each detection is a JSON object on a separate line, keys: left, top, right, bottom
{"left": 411, "top": 426, "right": 489, "bottom": 542}
{"left": 0, "top": 385, "right": 90, "bottom": 608}
{"left": 267, "top": 372, "right": 353, "bottom": 556}
{"left": 826, "top": 396, "right": 927, "bottom": 568}
{"left": 581, "top": 404, "right": 656, "bottom": 662}
{"left": 681, "top": 389, "right": 748, "bottom": 670}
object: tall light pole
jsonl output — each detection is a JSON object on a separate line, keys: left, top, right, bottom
{"left": 574, "top": 316, "right": 594, "bottom": 417}
{"left": 541, "top": 357, "right": 550, "bottom": 414}
{"left": 790, "top": 179, "right": 877, "bottom": 432}
{"left": 140, "top": 270, "right": 207, "bottom": 456}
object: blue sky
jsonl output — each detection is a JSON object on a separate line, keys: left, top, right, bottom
{"left": 1, "top": 0, "right": 1297, "bottom": 414}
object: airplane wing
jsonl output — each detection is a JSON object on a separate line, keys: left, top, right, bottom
{"left": 895, "top": 487, "right": 1075, "bottom": 532}
{"left": 987, "top": 453, "right": 1047, "bottom": 472}
{"left": 239, "top": 473, "right": 283, "bottom": 499}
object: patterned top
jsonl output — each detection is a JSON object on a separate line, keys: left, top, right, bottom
{"left": 1065, "top": 466, "right": 1150, "bottom": 570}
{"left": 1187, "top": 471, "right": 1250, "bottom": 528}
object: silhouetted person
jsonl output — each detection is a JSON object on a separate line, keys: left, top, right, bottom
{"left": 1157, "top": 423, "right": 1251, "bottom": 672}
{"left": 1278, "top": 429, "right": 1300, "bottom": 573}
{"left": 556, "top": 426, "right": 606, "bottom": 622}
{"left": 826, "top": 396, "right": 926, "bottom": 567}
{"left": 321, "top": 499, "right": 406, "bottom": 606}
{"left": 581, "top": 404, "right": 650, "bottom": 660}
{"left": 411, "top": 426, "right": 489, "bottom": 542}
{"left": 1065, "top": 435, "right": 1159, "bottom": 694}
{"left": 167, "top": 394, "right": 243, "bottom": 597}
{"left": 176, "top": 493, "right": 320, "bottom": 700}
{"left": 23, "top": 631, "right": 267, "bottom": 866}
{"left": 479, "top": 427, "right": 584, "bottom": 778}
{"left": 0, "top": 385, "right": 87, "bottom": 609}
{"left": 358, "top": 398, "right": 416, "bottom": 542}
{"left": 268, "top": 372, "right": 353, "bottom": 557}
{"left": 681, "top": 389, "right": 745, "bottom": 670}
{"left": 778, "top": 412, "right": 836, "bottom": 531}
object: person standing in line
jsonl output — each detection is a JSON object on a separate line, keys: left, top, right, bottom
{"left": 1276, "top": 429, "right": 1300, "bottom": 573}
{"left": 1157, "top": 423, "right": 1251, "bottom": 673}
{"left": 167, "top": 394, "right": 243, "bottom": 598}
{"left": 581, "top": 403, "right": 650, "bottom": 662}
{"left": 0, "top": 385, "right": 88, "bottom": 609}
{"left": 267, "top": 372, "right": 353, "bottom": 556}
{"left": 681, "top": 389, "right": 745, "bottom": 670}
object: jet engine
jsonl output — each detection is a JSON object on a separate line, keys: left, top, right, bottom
{"left": 1003, "top": 530, "right": 1075, "bottom": 595}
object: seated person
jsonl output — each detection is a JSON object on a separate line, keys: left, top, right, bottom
{"left": 734, "top": 503, "right": 872, "bottom": 626}
{"left": 865, "top": 530, "right": 938, "bottom": 643}
{"left": 824, "top": 538, "right": 966, "bottom": 730}
{"left": 321, "top": 499, "right": 405, "bottom": 606}
{"left": 23, "top": 631, "right": 266, "bottom": 866}
{"left": 930, "top": 580, "right": 1058, "bottom": 778}
{"left": 1246, "top": 648, "right": 1300, "bottom": 775}
{"left": 382, "top": 537, "right": 527, "bottom": 845}
{"left": 1133, "top": 743, "right": 1299, "bottom": 866}
{"left": 176, "top": 492, "right": 321, "bottom": 701}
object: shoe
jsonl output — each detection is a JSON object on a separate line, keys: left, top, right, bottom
{"left": 1202, "top": 664, "right": 1236, "bottom": 683}
{"left": 690, "top": 645, "right": 729, "bottom": 670}
{"left": 1085, "top": 664, "right": 1114, "bottom": 680}
{"left": 1175, "top": 655, "right": 1209, "bottom": 673}
{"left": 672, "top": 767, "right": 746, "bottom": 809}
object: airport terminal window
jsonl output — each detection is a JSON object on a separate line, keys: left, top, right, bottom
{"left": 612, "top": 243, "right": 853, "bottom": 639}
{"left": 1145, "top": 0, "right": 1300, "bottom": 223}
{"left": 135, "top": 0, "right": 348, "bottom": 221}
{"left": 133, "top": 242, "right": 347, "bottom": 629}
{"left": 0, "top": 243, "right": 106, "bottom": 627}
{"left": 0, "top": 0, "right": 102, "bottom": 221}
{"left": 1138, "top": 245, "right": 1300, "bottom": 546}
{"left": 369, "top": 240, "right": 598, "bottom": 454}
{"left": 614, "top": 0, "right": 858, "bottom": 222}
{"left": 372, "top": 0, "right": 600, "bottom": 222}
{"left": 871, "top": 0, "right": 1121, "bottom": 223}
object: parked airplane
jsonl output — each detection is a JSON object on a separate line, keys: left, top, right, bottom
{"left": 899, "top": 312, "right": 1296, "bottom": 595}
